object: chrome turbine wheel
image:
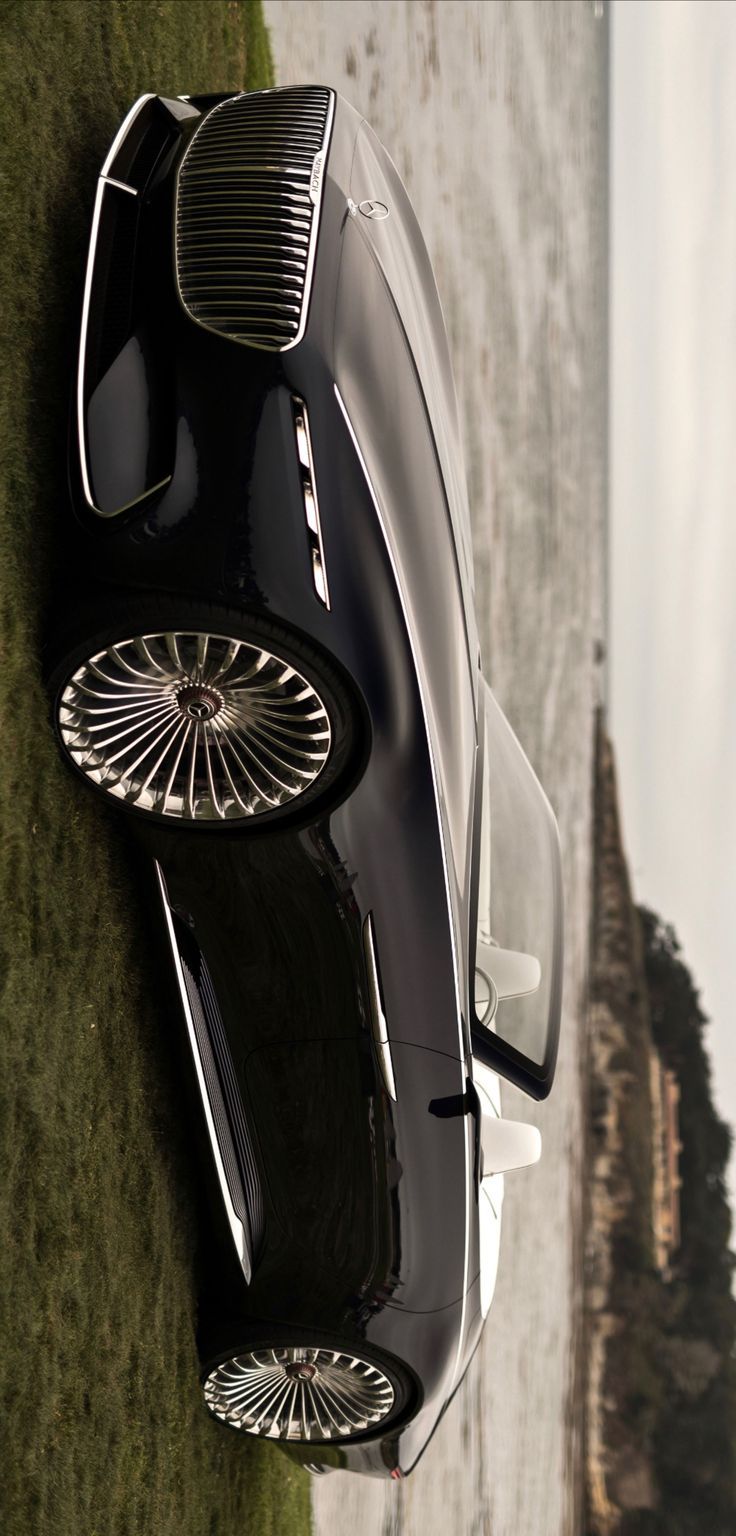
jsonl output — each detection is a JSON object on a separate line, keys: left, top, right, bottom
{"left": 203, "top": 1347, "right": 396, "bottom": 1440}
{"left": 57, "top": 631, "right": 332, "bottom": 821}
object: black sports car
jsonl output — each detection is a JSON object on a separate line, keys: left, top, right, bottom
{"left": 48, "top": 86, "right": 563, "bottom": 1478}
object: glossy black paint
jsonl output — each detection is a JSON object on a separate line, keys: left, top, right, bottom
{"left": 53, "top": 87, "right": 563, "bottom": 1477}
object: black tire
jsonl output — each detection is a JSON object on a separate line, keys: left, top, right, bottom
{"left": 47, "top": 596, "right": 364, "bottom": 832}
{"left": 199, "top": 1333, "right": 415, "bottom": 1445}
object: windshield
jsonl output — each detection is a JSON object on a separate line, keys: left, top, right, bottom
{"left": 471, "top": 681, "right": 563, "bottom": 1094}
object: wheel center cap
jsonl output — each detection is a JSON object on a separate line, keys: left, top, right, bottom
{"left": 176, "top": 683, "right": 224, "bottom": 722}
{"left": 285, "top": 1362, "right": 317, "bottom": 1382}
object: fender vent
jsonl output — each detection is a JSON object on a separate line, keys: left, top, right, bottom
{"left": 175, "top": 86, "right": 334, "bottom": 351}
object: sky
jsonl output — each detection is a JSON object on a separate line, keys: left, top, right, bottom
{"left": 610, "top": 0, "right": 736, "bottom": 1206}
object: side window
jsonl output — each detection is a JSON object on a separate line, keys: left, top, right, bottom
{"left": 472, "top": 683, "right": 562, "bottom": 1083}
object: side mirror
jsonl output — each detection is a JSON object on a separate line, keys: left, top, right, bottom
{"left": 476, "top": 940, "right": 541, "bottom": 1003}
{"left": 481, "top": 1114, "right": 542, "bottom": 1176}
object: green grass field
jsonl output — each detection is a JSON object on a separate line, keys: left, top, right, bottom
{"left": 0, "top": 4, "right": 310, "bottom": 1533}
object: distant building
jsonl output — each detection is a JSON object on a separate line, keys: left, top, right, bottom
{"left": 648, "top": 1049, "right": 682, "bottom": 1278}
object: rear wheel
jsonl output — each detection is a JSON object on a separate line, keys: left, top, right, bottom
{"left": 202, "top": 1343, "right": 408, "bottom": 1443}
{"left": 48, "top": 601, "right": 360, "bottom": 829}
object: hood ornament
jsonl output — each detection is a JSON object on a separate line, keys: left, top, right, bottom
{"left": 358, "top": 199, "right": 390, "bottom": 221}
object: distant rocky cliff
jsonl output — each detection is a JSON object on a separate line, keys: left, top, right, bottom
{"left": 585, "top": 719, "right": 657, "bottom": 1533}
{"left": 585, "top": 718, "right": 735, "bottom": 1536}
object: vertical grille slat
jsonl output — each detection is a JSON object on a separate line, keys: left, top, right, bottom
{"left": 176, "top": 86, "right": 333, "bottom": 351}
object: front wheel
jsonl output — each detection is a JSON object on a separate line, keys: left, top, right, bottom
{"left": 48, "top": 601, "right": 361, "bottom": 829}
{"left": 202, "top": 1343, "right": 410, "bottom": 1443}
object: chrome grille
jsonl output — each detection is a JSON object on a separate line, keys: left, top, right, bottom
{"left": 175, "top": 86, "right": 334, "bottom": 350}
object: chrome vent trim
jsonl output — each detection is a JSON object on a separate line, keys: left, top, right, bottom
{"left": 101, "top": 92, "right": 157, "bottom": 178}
{"left": 155, "top": 862, "right": 253, "bottom": 1281}
{"left": 100, "top": 174, "right": 137, "bottom": 196}
{"left": 180, "top": 955, "right": 253, "bottom": 1245}
{"left": 175, "top": 86, "right": 335, "bottom": 351}
{"left": 292, "top": 396, "right": 329, "bottom": 608}
{"left": 196, "top": 955, "right": 265, "bottom": 1251}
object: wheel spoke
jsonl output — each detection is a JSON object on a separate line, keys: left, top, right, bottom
{"left": 165, "top": 632, "right": 184, "bottom": 670}
{"left": 160, "top": 720, "right": 194, "bottom": 813}
{"left": 211, "top": 728, "right": 251, "bottom": 813}
{"left": 202, "top": 724, "right": 226, "bottom": 819}
{"left": 218, "top": 729, "right": 281, "bottom": 808}
{"left": 225, "top": 700, "right": 329, "bottom": 745}
{"left": 196, "top": 632, "right": 209, "bottom": 679}
{"left": 243, "top": 715, "right": 328, "bottom": 764}
{"left": 68, "top": 683, "right": 165, "bottom": 709}
{"left": 88, "top": 660, "right": 165, "bottom": 692}
{"left": 136, "top": 636, "right": 175, "bottom": 676}
{"left": 135, "top": 715, "right": 191, "bottom": 798}
{"left": 186, "top": 724, "right": 199, "bottom": 818}
{"left": 209, "top": 637, "right": 241, "bottom": 683}
{"left": 139, "top": 717, "right": 190, "bottom": 798}
{"left": 108, "top": 644, "right": 166, "bottom": 683}
{"left": 224, "top": 711, "right": 315, "bottom": 777}
{"left": 225, "top": 722, "right": 297, "bottom": 796}
{"left": 92, "top": 702, "right": 177, "bottom": 761}
{"left": 81, "top": 699, "right": 177, "bottom": 735}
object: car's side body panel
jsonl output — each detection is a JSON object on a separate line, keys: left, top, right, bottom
{"left": 153, "top": 819, "right": 476, "bottom": 1304}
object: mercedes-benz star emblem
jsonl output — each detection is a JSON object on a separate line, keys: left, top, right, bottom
{"left": 176, "top": 683, "right": 224, "bottom": 722}
{"left": 358, "top": 199, "right": 390, "bottom": 221}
